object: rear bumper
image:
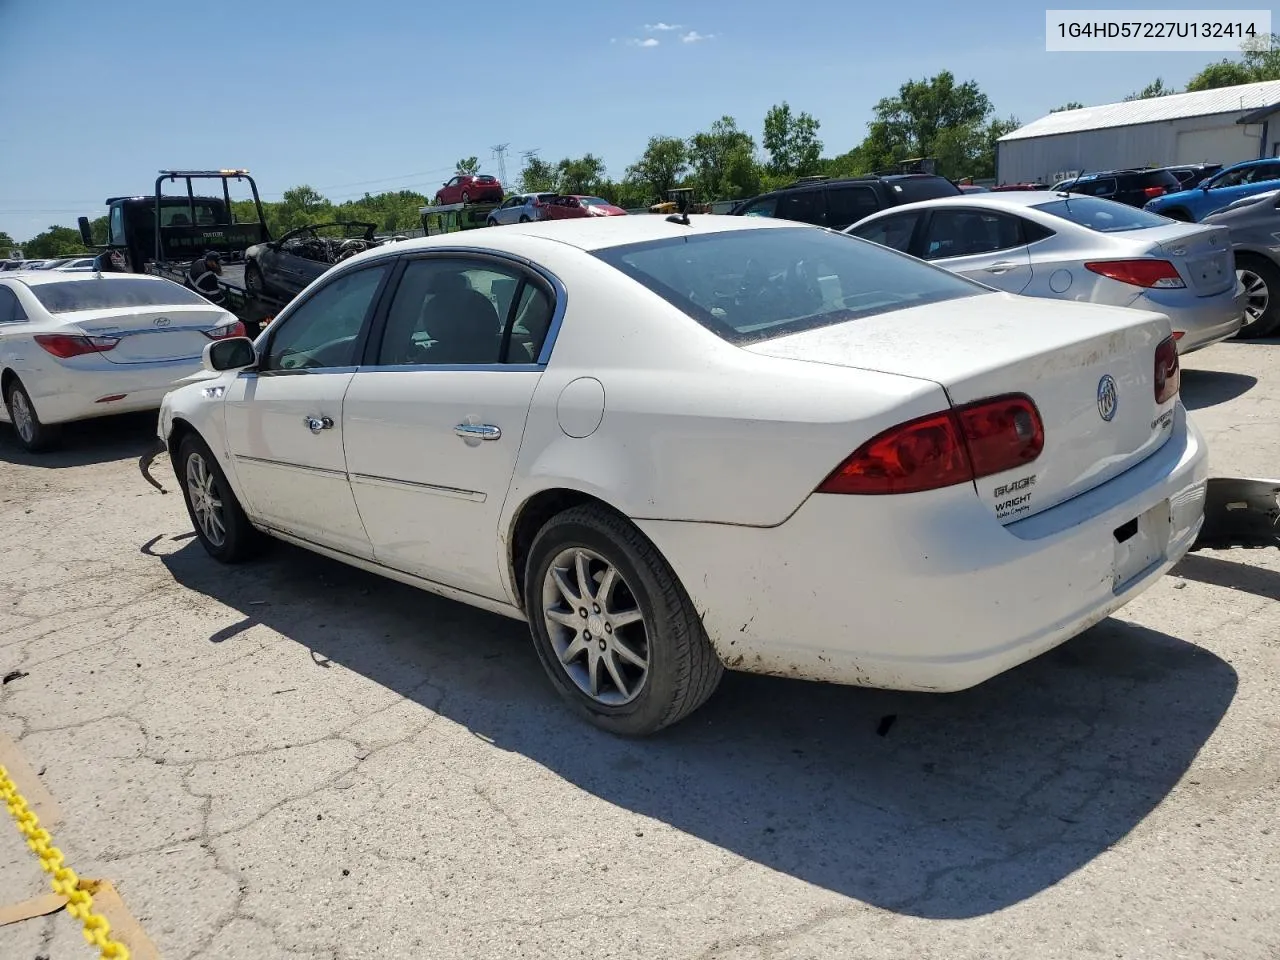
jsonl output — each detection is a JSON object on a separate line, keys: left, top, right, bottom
{"left": 637, "top": 403, "right": 1208, "bottom": 692}
{"left": 16, "top": 357, "right": 205, "bottom": 425}
{"left": 1134, "top": 284, "right": 1244, "bottom": 353}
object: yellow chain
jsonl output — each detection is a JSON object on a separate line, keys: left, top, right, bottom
{"left": 0, "top": 763, "right": 131, "bottom": 959}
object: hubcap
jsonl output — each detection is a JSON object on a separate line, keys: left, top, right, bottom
{"left": 542, "top": 548, "right": 649, "bottom": 706}
{"left": 9, "top": 390, "right": 34, "bottom": 443}
{"left": 1238, "top": 268, "right": 1269, "bottom": 329}
{"left": 186, "top": 452, "right": 227, "bottom": 547}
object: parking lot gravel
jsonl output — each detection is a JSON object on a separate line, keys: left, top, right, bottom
{"left": 1, "top": 339, "right": 1277, "bottom": 960}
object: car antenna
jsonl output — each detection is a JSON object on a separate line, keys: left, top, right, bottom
{"left": 666, "top": 189, "right": 692, "bottom": 226}
{"left": 1059, "top": 169, "right": 1087, "bottom": 197}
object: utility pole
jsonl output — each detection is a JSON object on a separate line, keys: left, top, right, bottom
{"left": 490, "top": 143, "right": 510, "bottom": 186}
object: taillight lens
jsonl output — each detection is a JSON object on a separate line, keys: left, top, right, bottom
{"left": 1155, "top": 334, "right": 1180, "bottom": 404}
{"left": 1085, "top": 259, "right": 1185, "bottom": 288}
{"left": 33, "top": 333, "right": 119, "bottom": 358}
{"left": 817, "top": 394, "right": 1044, "bottom": 496}
{"left": 1143, "top": 185, "right": 1166, "bottom": 198}
{"left": 204, "top": 320, "right": 246, "bottom": 340}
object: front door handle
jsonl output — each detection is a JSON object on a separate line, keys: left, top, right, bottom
{"left": 304, "top": 415, "right": 334, "bottom": 434}
{"left": 985, "top": 261, "right": 1017, "bottom": 274}
{"left": 454, "top": 423, "right": 501, "bottom": 441}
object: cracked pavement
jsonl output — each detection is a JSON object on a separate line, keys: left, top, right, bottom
{"left": 1, "top": 340, "right": 1278, "bottom": 959}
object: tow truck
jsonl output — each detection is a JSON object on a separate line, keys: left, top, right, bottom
{"left": 78, "top": 169, "right": 282, "bottom": 333}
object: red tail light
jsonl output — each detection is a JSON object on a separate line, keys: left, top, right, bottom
{"left": 33, "top": 333, "right": 119, "bottom": 358}
{"left": 1154, "top": 334, "right": 1180, "bottom": 404}
{"left": 817, "top": 394, "right": 1044, "bottom": 495}
{"left": 204, "top": 320, "right": 246, "bottom": 340}
{"left": 1085, "top": 259, "right": 1185, "bottom": 289}
{"left": 1143, "top": 185, "right": 1167, "bottom": 198}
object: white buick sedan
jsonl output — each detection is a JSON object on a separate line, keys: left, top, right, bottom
{"left": 158, "top": 215, "right": 1208, "bottom": 735}
{"left": 1, "top": 272, "right": 244, "bottom": 451}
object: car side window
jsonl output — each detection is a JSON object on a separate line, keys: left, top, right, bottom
{"left": 850, "top": 212, "right": 921, "bottom": 252}
{"left": 0, "top": 286, "right": 26, "bottom": 323}
{"left": 1080, "top": 178, "right": 1116, "bottom": 197}
{"left": 372, "top": 257, "right": 554, "bottom": 367}
{"left": 776, "top": 190, "right": 824, "bottom": 226}
{"left": 825, "top": 186, "right": 879, "bottom": 229}
{"left": 1212, "top": 168, "right": 1247, "bottom": 188}
{"left": 262, "top": 263, "right": 390, "bottom": 372}
{"left": 923, "top": 210, "right": 1024, "bottom": 260}
{"left": 739, "top": 196, "right": 778, "bottom": 218}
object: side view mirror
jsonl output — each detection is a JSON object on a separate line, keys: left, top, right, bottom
{"left": 77, "top": 216, "right": 93, "bottom": 247}
{"left": 1202, "top": 182, "right": 1213, "bottom": 191}
{"left": 203, "top": 337, "right": 256, "bottom": 373}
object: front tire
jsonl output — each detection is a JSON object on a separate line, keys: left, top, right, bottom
{"left": 4, "top": 378, "right": 58, "bottom": 452}
{"left": 434, "top": 193, "right": 444, "bottom": 206}
{"left": 244, "top": 261, "right": 267, "bottom": 298}
{"left": 524, "top": 505, "right": 724, "bottom": 736}
{"left": 1233, "top": 256, "right": 1280, "bottom": 339}
{"left": 519, "top": 215, "right": 531, "bottom": 223}
{"left": 177, "top": 434, "right": 262, "bottom": 563}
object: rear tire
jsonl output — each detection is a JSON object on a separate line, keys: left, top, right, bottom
{"left": 4, "top": 378, "right": 58, "bottom": 453}
{"left": 524, "top": 505, "right": 724, "bottom": 736}
{"left": 244, "top": 261, "right": 267, "bottom": 298}
{"left": 1232, "top": 256, "right": 1280, "bottom": 340}
{"left": 177, "top": 434, "right": 263, "bottom": 563}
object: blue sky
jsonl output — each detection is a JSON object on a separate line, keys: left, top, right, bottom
{"left": 0, "top": 0, "right": 1250, "bottom": 242}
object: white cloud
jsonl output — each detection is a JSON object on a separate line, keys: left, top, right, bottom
{"left": 645, "top": 21, "right": 681, "bottom": 31}
{"left": 681, "top": 30, "right": 714, "bottom": 43}
{"left": 627, "top": 37, "right": 660, "bottom": 47}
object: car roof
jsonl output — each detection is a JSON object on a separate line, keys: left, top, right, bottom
{"left": 857, "top": 192, "right": 1068, "bottom": 218}
{"left": 3, "top": 270, "right": 171, "bottom": 287}
{"left": 356, "top": 213, "right": 805, "bottom": 260}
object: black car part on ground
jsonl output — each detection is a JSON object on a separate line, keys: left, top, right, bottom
{"left": 1191, "top": 478, "right": 1280, "bottom": 550}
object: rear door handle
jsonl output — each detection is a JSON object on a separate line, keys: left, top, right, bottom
{"left": 985, "top": 261, "right": 1018, "bottom": 273}
{"left": 454, "top": 423, "right": 501, "bottom": 441}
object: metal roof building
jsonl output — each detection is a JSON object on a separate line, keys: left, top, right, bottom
{"left": 996, "top": 79, "right": 1280, "bottom": 185}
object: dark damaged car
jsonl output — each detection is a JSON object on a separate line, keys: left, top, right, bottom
{"left": 243, "top": 222, "right": 387, "bottom": 300}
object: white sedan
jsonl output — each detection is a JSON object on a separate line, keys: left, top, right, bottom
{"left": 158, "top": 215, "right": 1208, "bottom": 735}
{"left": 1, "top": 272, "right": 244, "bottom": 451}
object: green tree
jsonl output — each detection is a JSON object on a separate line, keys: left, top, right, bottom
{"left": 520, "top": 156, "right": 557, "bottom": 192}
{"left": 866, "top": 71, "right": 993, "bottom": 169}
{"left": 0, "top": 231, "right": 17, "bottom": 257}
{"left": 1187, "top": 33, "right": 1280, "bottom": 90}
{"left": 625, "top": 135, "right": 689, "bottom": 203}
{"left": 456, "top": 156, "right": 480, "bottom": 175}
{"left": 1125, "top": 77, "right": 1176, "bottom": 100}
{"left": 22, "top": 226, "right": 88, "bottom": 258}
{"left": 762, "top": 102, "right": 823, "bottom": 179}
{"left": 687, "top": 116, "right": 761, "bottom": 201}
{"left": 555, "top": 154, "right": 607, "bottom": 195}
{"left": 1051, "top": 101, "right": 1085, "bottom": 112}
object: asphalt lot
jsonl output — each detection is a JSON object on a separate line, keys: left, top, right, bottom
{"left": 1, "top": 339, "right": 1277, "bottom": 960}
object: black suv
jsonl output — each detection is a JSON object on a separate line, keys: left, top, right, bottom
{"left": 730, "top": 174, "right": 962, "bottom": 230}
{"left": 1050, "top": 168, "right": 1183, "bottom": 207}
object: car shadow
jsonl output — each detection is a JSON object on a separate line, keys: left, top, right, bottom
{"left": 0, "top": 411, "right": 159, "bottom": 468}
{"left": 153, "top": 534, "right": 1236, "bottom": 920}
{"left": 1178, "top": 369, "right": 1258, "bottom": 410}
{"left": 1173, "top": 551, "right": 1280, "bottom": 601}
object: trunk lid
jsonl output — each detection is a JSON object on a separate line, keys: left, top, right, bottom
{"left": 745, "top": 292, "right": 1176, "bottom": 523}
{"left": 69, "top": 304, "right": 235, "bottom": 364}
{"left": 1125, "top": 221, "right": 1236, "bottom": 297}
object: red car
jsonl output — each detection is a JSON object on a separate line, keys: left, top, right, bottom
{"left": 539, "top": 195, "right": 627, "bottom": 220}
{"left": 434, "top": 174, "right": 504, "bottom": 205}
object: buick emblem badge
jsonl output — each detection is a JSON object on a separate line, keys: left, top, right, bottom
{"left": 1097, "top": 374, "right": 1118, "bottom": 422}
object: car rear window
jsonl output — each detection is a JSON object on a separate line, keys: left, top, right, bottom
{"left": 892, "top": 177, "right": 963, "bottom": 203}
{"left": 1135, "top": 170, "right": 1181, "bottom": 189}
{"left": 24, "top": 278, "right": 209, "bottom": 313}
{"left": 593, "top": 226, "right": 984, "bottom": 345}
{"left": 1032, "top": 197, "right": 1173, "bottom": 232}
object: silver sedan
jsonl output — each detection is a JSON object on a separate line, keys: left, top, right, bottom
{"left": 1202, "top": 188, "right": 1280, "bottom": 339}
{"left": 487, "top": 192, "right": 560, "bottom": 226}
{"left": 847, "top": 192, "right": 1245, "bottom": 353}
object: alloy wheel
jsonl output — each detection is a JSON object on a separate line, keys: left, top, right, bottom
{"left": 186, "top": 451, "right": 227, "bottom": 547}
{"left": 541, "top": 547, "right": 650, "bottom": 706}
{"left": 1238, "top": 267, "right": 1269, "bottom": 332}
{"left": 9, "top": 389, "right": 34, "bottom": 443}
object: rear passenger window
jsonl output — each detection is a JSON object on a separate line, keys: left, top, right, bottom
{"left": 923, "top": 210, "right": 1024, "bottom": 260}
{"left": 1078, "top": 178, "right": 1117, "bottom": 197}
{"left": 850, "top": 212, "right": 920, "bottom": 252}
{"left": 825, "top": 186, "right": 879, "bottom": 228}
{"left": 1019, "top": 218, "right": 1056, "bottom": 243}
{"left": 0, "top": 286, "right": 25, "bottom": 323}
